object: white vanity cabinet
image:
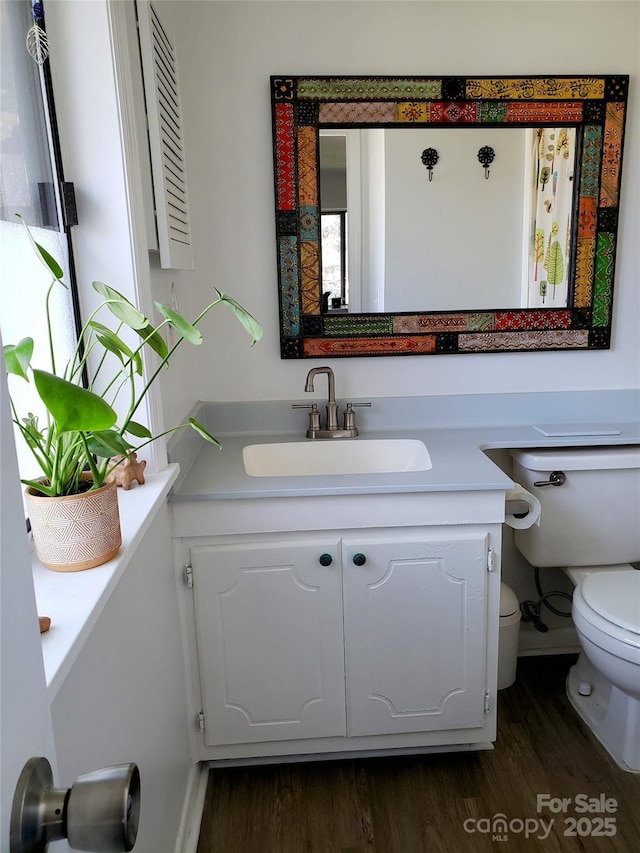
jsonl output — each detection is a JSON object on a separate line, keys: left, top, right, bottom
{"left": 342, "top": 533, "right": 489, "bottom": 737}
{"left": 184, "top": 524, "right": 497, "bottom": 761}
{"left": 190, "top": 539, "right": 346, "bottom": 746}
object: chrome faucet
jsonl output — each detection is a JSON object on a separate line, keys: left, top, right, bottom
{"left": 292, "top": 366, "right": 371, "bottom": 439}
{"left": 305, "top": 367, "right": 339, "bottom": 431}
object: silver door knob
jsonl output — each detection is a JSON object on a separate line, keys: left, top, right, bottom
{"left": 10, "top": 756, "right": 140, "bottom": 852}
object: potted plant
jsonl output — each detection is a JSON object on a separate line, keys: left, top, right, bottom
{"left": 3, "top": 222, "right": 262, "bottom": 571}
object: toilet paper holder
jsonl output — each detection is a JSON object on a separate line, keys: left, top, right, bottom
{"left": 10, "top": 756, "right": 140, "bottom": 852}
{"left": 505, "top": 499, "right": 530, "bottom": 517}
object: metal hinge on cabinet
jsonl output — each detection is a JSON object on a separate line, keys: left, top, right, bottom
{"left": 487, "top": 549, "right": 495, "bottom": 572}
{"left": 196, "top": 711, "right": 205, "bottom": 733}
{"left": 183, "top": 563, "right": 193, "bottom": 588}
{"left": 484, "top": 691, "right": 491, "bottom": 713}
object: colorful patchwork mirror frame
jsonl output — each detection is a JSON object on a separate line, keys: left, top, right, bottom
{"left": 271, "top": 75, "right": 629, "bottom": 358}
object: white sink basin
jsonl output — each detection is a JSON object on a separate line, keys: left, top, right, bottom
{"left": 243, "top": 439, "right": 432, "bottom": 477}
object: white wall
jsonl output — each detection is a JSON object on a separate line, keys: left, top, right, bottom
{"left": 130, "top": 0, "right": 202, "bottom": 434}
{"left": 384, "top": 128, "right": 525, "bottom": 312}
{"left": 49, "top": 504, "right": 192, "bottom": 853}
{"left": 173, "top": 0, "right": 640, "bottom": 402}
{"left": 46, "top": 0, "right": 200, "bottom": 446}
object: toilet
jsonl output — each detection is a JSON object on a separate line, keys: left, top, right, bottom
{"left": 511, "top": 446, "right": 640, "bottom": 773}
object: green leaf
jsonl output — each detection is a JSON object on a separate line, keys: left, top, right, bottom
{"left": 154, "top": 302, "right": 203, "bottom": 345}
{"left": 89, "top": 321, "right": 143, "bottom": 375}
{"left": 87, "top": 430, "right": 132, "bottom": 458}
{"left": 533, "top": 230, "right": 545, "bottom": 263}
{"left": 35, "top": 242, "right": 65, "bottom": 280}
{"left": 92, "top": 282, "right": 148, "bottom": 330}
{"left": 16, "top": 215, "right": 64, "bottom": 280}
{"left": 95, "top": 334, "right": 125, "bottom": 366}
{"left": 125, "top": 420, "right": 152, "bottom": 439}
{"left": 215, "top": 291, "right": 263, "bottom": 345}
{"left": 85, "top": 437, "right": 117, "bottom": 459}
{"left": 20, "top": 412, "right": 44, "bottom": 447}
{"left": 188, "top": 417, "right": 221, "bottom": 447}
{"left": 135, "top": 324, "right": 169, "bottom": 360}
{"left": 3, "top": 338, "right": 34, "bottom": 379}
{"left": 21, "top": 477, "right": 57, "bottom": 497}
{"left": 547, "top": 240, "right": 565, "bottom": 287}
{"left": 33, "top": 369, "right": 117, "bottom": 433}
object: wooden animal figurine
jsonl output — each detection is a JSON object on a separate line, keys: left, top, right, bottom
{"left": 111, "top": 453, "right": 147, "bottom": 490}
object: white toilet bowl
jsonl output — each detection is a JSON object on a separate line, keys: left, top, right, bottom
{"left": 566, "top": 569, "right": 640, "bottom": 772}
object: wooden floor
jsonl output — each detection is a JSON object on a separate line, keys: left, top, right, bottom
{"left": 197, "top": 655, "right": 640, "bottom": 852}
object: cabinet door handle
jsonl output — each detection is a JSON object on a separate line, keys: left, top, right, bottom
{"left": 319, "top": 553, "right": 333, "bottom": 566}
{"left": 352, "top": 553, "right": 367, "bottom": 566}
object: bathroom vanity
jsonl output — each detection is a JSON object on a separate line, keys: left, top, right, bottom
{"left": 169, "top": 393, "right": 640, "bottom": 765}
{"left": 173, "top": 478, "right": 504, "bottom": 763}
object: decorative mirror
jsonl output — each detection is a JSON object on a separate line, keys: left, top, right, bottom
{"left": 270, "top": 75, "right": 628, "bottom": 357}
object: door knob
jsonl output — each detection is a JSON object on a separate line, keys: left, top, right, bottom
{"left": 10, "top": 756, "right": 140, "bottom": 852}
{"left": 319, "top": 553, "right": 333, "bottom": 566}
{"left": 352, "top": 553, "right": 367, "bottom": 566}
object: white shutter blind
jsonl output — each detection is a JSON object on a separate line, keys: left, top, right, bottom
{"left": 136, "top": 0, "right": 193, "bottom": 269}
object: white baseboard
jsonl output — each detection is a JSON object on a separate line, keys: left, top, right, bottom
{"left": 174, "top": 762, "right": 209, "bottom": 853}
{"left": 208, "top": 741, "right": 494, "bottom": 768}
{"left": 518, "top": 623, "right": 581, "bottom": 656}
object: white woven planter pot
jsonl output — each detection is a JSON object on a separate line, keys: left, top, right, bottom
{"left": 26, "top": 474, "right": 122, "bottom": 572}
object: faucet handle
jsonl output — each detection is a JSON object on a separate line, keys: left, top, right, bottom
{"left": 292, "top": 403, "right": 321, "bottom": 435}
{"left": 343, "top": 401, "right": 371, "bottom": 432}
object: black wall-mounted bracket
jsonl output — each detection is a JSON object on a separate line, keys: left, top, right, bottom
{"left": 477, "top": 145, "right": 495, "bottom": 179}
{"left": 420, "top": 147, "right": 439, "bottom": 181}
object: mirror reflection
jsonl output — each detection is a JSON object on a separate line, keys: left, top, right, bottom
{"left": 319, "top": 127, "right": 577, "bottom": 314}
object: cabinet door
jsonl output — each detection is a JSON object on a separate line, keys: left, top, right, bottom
{"left": 343, "top": 533, "right": 488, "bottom": 737}
{"left": 191, "top": 541, "right": 345, "bottom": 745}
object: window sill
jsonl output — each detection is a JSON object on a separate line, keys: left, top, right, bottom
{"left": 32, "top": 465, "right": 179, "bottom": 699}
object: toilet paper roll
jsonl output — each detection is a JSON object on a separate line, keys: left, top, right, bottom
{"left": 505, "top": 484, "right": 541, "bottom": 529}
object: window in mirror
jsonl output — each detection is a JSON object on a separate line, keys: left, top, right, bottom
{"left": 271, "top": 76, "right": 629, "bottom": 358}
{"left": 320, "top": 212, "right": 348, "bottom": 309}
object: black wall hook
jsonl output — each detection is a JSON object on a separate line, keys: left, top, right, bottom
{"left": 420, "top": 147, "right": 439, "bottom": 181}
{"left": 477, "top": 145, "right": 495, "bottom": 179}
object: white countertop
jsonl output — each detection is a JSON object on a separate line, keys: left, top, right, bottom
{"left": 170, "top": 422, "right": 640, "bottom": 502}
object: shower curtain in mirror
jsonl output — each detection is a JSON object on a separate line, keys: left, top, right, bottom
{"left": 526, "top": 127, "right": 576, "bottom": 308}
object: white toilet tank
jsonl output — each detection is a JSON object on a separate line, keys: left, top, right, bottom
{"left": 511, "top": 446, "right": 640, "bottom": 568}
